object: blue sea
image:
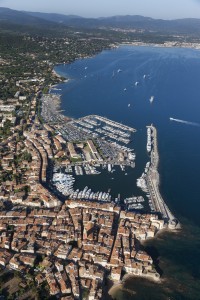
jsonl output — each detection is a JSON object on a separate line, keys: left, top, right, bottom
{"left": 54, "top": 46, "right": 200, "bottom": 300}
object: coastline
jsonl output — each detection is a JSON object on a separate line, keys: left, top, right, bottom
{"left": 50, "top": 40, "right": 200, "bottom": 105}
{"left": 108, "top": 282, "right": 136, "bottom": 298}
{"left": 51, "top": 39, "right": 200, "bottom": 82}
{"left": 108, "top": 273, "right": 162, "bottom": 300}
{"left": 122, "top": 273, "right": 161, "bottom": 284}
{"left": 50, "top": 40, "right": 200, "bottom": 94}
{"left": 52, "top": 69, "right": 62, "bottom": 79}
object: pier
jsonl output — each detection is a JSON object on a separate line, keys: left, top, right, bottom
{"left": 90, "top": 115, "right": 136, "bottom": 133}
{"left": 147, "top": 125, "right": 180, "bottom": 228}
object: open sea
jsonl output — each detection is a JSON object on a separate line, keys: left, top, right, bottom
{"left": 54, "top": 46, "right": 200, "bottom": 300}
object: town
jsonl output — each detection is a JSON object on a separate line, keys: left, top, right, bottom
{"left": 0, "top": 69, "right": 178, "bottom": 299}
{"left": 0, "top": 19, "right": 181, "bottom": 300}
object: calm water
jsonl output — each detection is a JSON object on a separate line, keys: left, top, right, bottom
{"left": 55, "top": 46, "right": 200, "bottom": 299}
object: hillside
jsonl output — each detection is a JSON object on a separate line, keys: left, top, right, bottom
{"left": 1, "top": 7, "right": 200, "bottom": 36}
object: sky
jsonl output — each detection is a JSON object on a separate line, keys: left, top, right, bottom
{"left": 0, "top": 0, "right": 200, "bottom": 19}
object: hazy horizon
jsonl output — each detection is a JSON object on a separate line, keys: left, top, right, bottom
{"left": 0, "top": 0, "right": 200, "bottom": 20}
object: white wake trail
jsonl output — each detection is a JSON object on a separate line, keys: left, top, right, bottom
{"left": 169, "top": 117, "right": 200, "bottom": 127}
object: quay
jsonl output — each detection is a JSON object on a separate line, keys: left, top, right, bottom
{"left": 146, "top": 125, "right": 180, "bottom": 229}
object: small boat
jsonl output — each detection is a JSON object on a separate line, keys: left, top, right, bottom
{"left": 150, "top": 96, "right": 154, "bottom": 103}
{"left": 135, "top": 81, "right": 139, "bottom": 86}
{"left": 128, "top": 104, "right": 131, "bottom": 107}
{"left": 124, "top": 88, "right": 127, "bottom": 91}
{"left": 117, "top": 69, "right": 122, "bottom": 73}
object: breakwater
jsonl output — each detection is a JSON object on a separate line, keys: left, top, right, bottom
{"left": 146, "top": 125, "right": 180, "bottom": 228}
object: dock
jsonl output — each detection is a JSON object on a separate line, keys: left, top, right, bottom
{"left": 91, "top": 115, "right": 136, "bottom": 133}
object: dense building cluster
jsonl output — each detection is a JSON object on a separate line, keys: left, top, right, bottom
{"left": 0, "top": 199, "right": 163, "bottom": 298}
{"left": 0, "top": 86, "right": 167, "bottom": 299}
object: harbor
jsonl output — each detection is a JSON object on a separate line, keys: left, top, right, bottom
{"left": 40, "top": 94, "right": 139, "bottom": 202}
{"left": 40, "top": 94, "right": 179, "bottom": 228}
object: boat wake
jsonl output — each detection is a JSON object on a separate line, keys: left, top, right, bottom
{"left": 170, "top": 117, "right": 200, "bottom": 127}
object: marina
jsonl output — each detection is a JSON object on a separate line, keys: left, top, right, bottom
{"left": 49, "top": 110, "right": 178, "bottom": 226}
{"left": 52, "top": 167, "right": 112, "bottom": 202}
{"left": 124, "top": 196, "right": 145, "bottom": 210}
{"left": 41, "top": 94, "right": 137, "bottom": 171}
{"left": 46, "top": 46, "right": 189, "bottom": 228}
{"left": 42, "top": 86, "right": 178, "bottom": 225}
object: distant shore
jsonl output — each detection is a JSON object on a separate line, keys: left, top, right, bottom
{"left": 122, "top": 41, "right": 200, "bottom": 50}
{"left": 51, "top": 40, "right": 200, "bottom": 89}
